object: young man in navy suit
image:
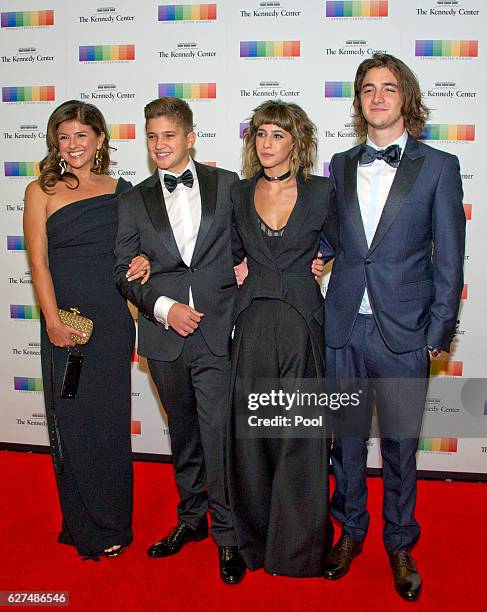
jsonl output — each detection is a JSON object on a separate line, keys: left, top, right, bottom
{"left": 321, "top": 54, "right": 465, "bottom": 600}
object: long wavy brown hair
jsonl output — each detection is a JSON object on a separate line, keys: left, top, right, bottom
{"left": 353, "top": 53, "right": 430, "bottom": 139}
{"left": 242, "top": 100, "right": 317, "bottom": 180}
{"left": 39, "top": 100, "right": 111, "bottom": 193}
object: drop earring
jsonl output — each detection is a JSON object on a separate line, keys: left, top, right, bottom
{"left": 59, "top": 156, "right": 67, "bottom": 175}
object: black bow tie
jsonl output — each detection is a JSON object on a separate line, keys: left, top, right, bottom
{"left": 359, "top": 144, "right": 401, "bottom": 167}
{"left": 164, "top": 169, "right": 194, "bottom": 193}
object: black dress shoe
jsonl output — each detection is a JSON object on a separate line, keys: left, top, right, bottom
{"left": 147, "top": 521, "right": 208, "bottom": 558}
{"left": 219, "top": 546, "right": 246, "bottom": 584}
{"left": 390, "top": 549, "right": 422, "bottom": 601}
{"left": 323, "top": 535, "right": 363, "bottom": 580}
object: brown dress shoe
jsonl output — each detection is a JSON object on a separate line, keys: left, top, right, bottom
{"left": 323, "top": 535, "right": 363, "bottom": 580}
{"left": 390, "top": 549, "right": 422, "bottom": 601}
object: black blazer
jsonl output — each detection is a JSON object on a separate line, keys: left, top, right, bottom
{"left": 114, "top": 161, "right": 239, "bottom": 361}
{"left": 231, "top": 172, "right": 337, "bottom": 351}
{"left": 322, "top": 136, "right": 465, "bottom": 353}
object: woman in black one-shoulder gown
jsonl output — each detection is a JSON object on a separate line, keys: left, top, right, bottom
{"left": 24, "top": 101, "right": 147, "bottom": 559}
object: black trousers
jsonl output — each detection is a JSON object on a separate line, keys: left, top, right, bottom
{"left": 228, "top": 299, "right": 333, "bottom": 577}
{"left": 326, "top": 314, "right": 430, "bottom": 553}
{"left": 148, "top": 331, "right": 236, "bottom": 546}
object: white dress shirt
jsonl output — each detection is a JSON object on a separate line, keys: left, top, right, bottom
{"left": 357, "top": 131, "right": 408, "bottom": 314}
{"left": 153, "top": 158, "right": 201, "bottom": 326}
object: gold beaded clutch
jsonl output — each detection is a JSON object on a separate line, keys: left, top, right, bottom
{"left": 58, "top": 307, "right": 93, "bottom": 345}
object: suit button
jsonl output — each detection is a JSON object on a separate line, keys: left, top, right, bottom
{"left": 365, "top": 260, "right": 372, "bottom": 265}
{"left": 190, "top": 267, "right": 197, "bottom": 272}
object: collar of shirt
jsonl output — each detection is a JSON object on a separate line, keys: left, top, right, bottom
{"left": 366, "top": 131, "right": 408, "bottom": 160}
{"left": 158, "top": 157, "right": 198, "bottom": 194}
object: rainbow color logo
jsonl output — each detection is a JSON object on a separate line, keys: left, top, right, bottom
{"left": 4, "top": 162, "right": 40, "bottom": 177}
{"left": 418, "top": 438, "right": 457, "bottom": 453}
{"left": 421, "top": 124, "right": 475, "bottom": 141}
{"left": 131, "top": 420, "right": 142, "bottom": 435}
{"left": 415, "top": 40, "right": 478, "bottom": 58}
{"left": 1, "top": 10, "right": 54, "bottom": 28}
{"left": 240, "top": 41, "right": 300, "bottom": 58}
{"left": 10, "top": 305, "right": 40, "bottom": 320}
{"left": 79, "top": 45, "right": 135, "bottom": 62}
{"left": 326, "top": 1, "right": 388, "bottom": 17}
{"left": 158, "top": 83, "right": 216, "bottom": 99}
{"left": 323, "top": 162, "right": 330, "bottom": 177}
{"left": 14, "top": 377, "right": 43, "bottom": 392}
{"left": 461, "top": 284, "right": 468, "bottom": 300}
{"left": 108, "top": 124, "right": 136, "bottom": 140}
{"left": 325, "top": 82, "right": 354, "bottom": 98}
{"left": 464, "top": 204, "right": 472, "bottom": 220}
{"left": 430, "top": 360, "right": 463, "bottom": 377}
{"left": 158, "top": 4, "right": 216, "bottom": 21}
{"left": 2, "top": 86, "right": 55, "bottom": 102}
{"left": 131, "top": 348, "right": 139, "bottom": 363}
{"left": 7, "top": 236, "right": 25, "bottom": 251}
{"left": 201, "top": 161, "right": 216, "bottom": 167}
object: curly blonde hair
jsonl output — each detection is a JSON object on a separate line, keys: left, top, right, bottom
{"left": 242, "top": 100, "right": 317, "bottom": 180}
{"left": 39, "top": 100, "right": 111, "bottom": 193}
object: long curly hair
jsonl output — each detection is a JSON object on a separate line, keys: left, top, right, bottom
{"left": 242, "top": 100, "right": 317, "bottom": 180}
{"left": 353, "top": 53, "right": 430, "bottom": 139}
{"left": 39, "top": 100, "right": 111, "bottom": 193}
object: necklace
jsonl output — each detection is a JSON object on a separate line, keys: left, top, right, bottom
{"left": 262, "top": 169, "right": 291, "bottom": 182}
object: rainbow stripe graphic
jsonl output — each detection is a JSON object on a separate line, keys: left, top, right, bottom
{"left": 325, "top": 82, "right": 354, "bottom": 98}
{"left": 240, "top": 41, "right": 300, "bottom": 58}
{"left": 240, "top": 122, "right": 250, "bottom": 139}
{"left": 158, "top": 83, "right": 216, "bottom": 99}
{"left": 464, "top": 204, "right": 472, "bottom": 220}
{"left": 14, "top": 377, "right": 43, "bottom": 392}
{"left": 201, "top": 161, "right": 216, "bottom": 166}
{"left": 158, "top": 4, "right": 216, "bottom": 21}
{"left": 418, "top": 437, "right": 457, "bottom": 453}
{"left": 430, "top": 360, "right": 463, "bottom": 377}
{"left": 1, "top": 10, "right": 54, "bottom": 28}
{"left": 131, "top": 420, "right": 142, "bottom": 435}
{"left": 4, "top": 162, "right": 40, "bottom": 177}
{"left": 131, "top": 348, "right": 139, "bottom": 363}
{"left": 79, "top": 45, "right": 135, "bottom": 62}
{"left": 461, "top": 284, "right": 468, "bottom": 300}
{"left": 108, "top": 124, "right": 136, "bottom": 140}
{"left": 415, "top": 40, "right": 478, "bottom": 58}
{"left": 7, "top": 236, "right": 25, "bottom": 251}
{"left": 421, "top": 124, "right": 475, "bottom": 141}
{"left": 323, "top": 162, "right": 330, "bottom": 177}
{"left": 326, "top": 1, "right": 388, "bottom": 17}
{"left": 10, "top": 305, "right": 40, "bottom": 320}
{"left": 2, "top": 86, "right": 55, "bottom": 102}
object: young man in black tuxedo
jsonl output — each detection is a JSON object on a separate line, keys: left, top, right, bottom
{"left": 321, "top": 54, "right": 465, "bottom": 600}
{"left": 114, "top": 97, "right": 245, "bottom": 584}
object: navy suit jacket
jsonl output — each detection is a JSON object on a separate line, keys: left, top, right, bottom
{"left": 322, "top": 135, "right": 465, "bottom": 353}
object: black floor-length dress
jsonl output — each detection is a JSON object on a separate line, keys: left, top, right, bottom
{"left": 40, "top": 178, "right": 135, "bottom": 557}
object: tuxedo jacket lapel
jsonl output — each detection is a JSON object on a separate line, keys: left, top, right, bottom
{"left": 277, "top": 173, "right": 313, "bottom": 255}
{"left": 140, "top": 172, "right": 184, "bottom": 264}
{"left": 368, "top": 137, "right": 425, "bottom": 255}
{"left": 191, "top": 161, "right": 217, "bottom": 263}
{"left": 344, "top": 151, "right": 368, "bottom": 256}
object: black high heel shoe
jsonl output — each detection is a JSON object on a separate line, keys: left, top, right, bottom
{"left": 103, "top": 544, "right": 126, "bottom": 558}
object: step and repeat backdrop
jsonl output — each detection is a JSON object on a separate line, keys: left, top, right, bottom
{"left": 1, "top": 0, "right": 486, "bottom": 475}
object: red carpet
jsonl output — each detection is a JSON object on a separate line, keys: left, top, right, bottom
{"left": 1, "top": 451, "right": 485, "bottom": 611}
